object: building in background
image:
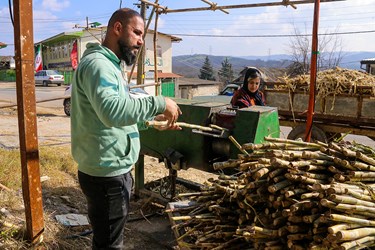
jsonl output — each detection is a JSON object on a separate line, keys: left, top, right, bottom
{"left": 34, "top": 27, "right": 182, "bottom": 96}
{"left": 361, "top": 58, "right": 375, "bottom": 75}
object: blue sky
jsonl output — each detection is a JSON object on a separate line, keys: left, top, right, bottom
{"left": 1, "top": 0, "right": 375, "bottom": 57}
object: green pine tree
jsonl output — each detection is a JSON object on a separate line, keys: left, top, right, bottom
{"left": 198, "top": 56, "right": 215, "bottom": 81}
{"left": 218, "top": 57, "right": 234, "bottom": 83}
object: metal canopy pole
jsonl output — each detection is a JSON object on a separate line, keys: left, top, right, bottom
{"left": 140, "top": 0, "right": 344, "bottom": 14}
{"left": 13, "top": 0, "right": 44, "bottom": 242}
{"left": 305, "top": 0, "right": 321, "bottom": 142}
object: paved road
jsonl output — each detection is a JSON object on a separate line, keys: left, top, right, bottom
{"left": 0, "top": 81, "right": 67, "bottom": 108}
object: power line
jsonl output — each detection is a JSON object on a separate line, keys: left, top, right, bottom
{"left": 170, "top": 29, "right": 375, "bottom": 38}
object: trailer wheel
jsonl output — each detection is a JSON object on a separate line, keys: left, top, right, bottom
{"left": 287, "top": 125, "right": 327, "bottom": 143}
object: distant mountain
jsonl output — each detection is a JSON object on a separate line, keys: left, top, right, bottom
{"left": 239, "top": 54, "right": 292, "bottom": 61}
{"left": 339, "top": 51, "right": 375, "bottom": 70}
{"left": 172, "top": 52, "right": 375, "bottom": 79}
{"left": 172, "top": 54, "right": 291, "bottom": 79}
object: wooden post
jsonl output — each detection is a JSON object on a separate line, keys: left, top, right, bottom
{"left": 136, "top": 2, "right": 147, "bottom": 86}
{"left": 153, "top": 4, "right": 159, "bottom": 96}
{"left": 13, "top": 0, "right": 44, "bottom": 243}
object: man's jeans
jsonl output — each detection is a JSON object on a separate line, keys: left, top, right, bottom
{"left": 78, "top": 171, "right": 133, "bottom": 250}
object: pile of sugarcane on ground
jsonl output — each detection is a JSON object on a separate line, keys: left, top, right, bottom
{"left": 168, "top": 137, "right": 375, "bottom": 250}
{"left": 277, "top": 67, "right": 375, "bottom": 98}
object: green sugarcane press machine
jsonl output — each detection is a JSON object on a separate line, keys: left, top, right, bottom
{"left": 135, "top": 98, "right": 280, "bottom": 198}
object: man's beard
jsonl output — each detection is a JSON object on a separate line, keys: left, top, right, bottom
{"left": 118, "top": 39, "right": 137, "bottom": 65}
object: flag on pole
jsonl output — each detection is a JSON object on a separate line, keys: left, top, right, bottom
{"left": 70, "top": 40, "right": 78, "bottom": 70}
{"left": 35, "top": 44, "right": 43, "bottom": 72}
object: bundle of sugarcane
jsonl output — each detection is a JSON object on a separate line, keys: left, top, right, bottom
{"left": 169, "top": 137, "right": 375, "bottom": 249}
{"left": 277, "top": 67, "right": 375, "bottom": 97}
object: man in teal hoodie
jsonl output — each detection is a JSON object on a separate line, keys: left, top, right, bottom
{"left": 71, "top": 8, "right": 181, "bottom": 249}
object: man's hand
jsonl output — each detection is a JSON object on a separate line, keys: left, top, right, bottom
{"left": 152, "top": 114, "right": 182, "bottom": 131}
{"left": 163, "top": 98, "right": 182, "bottom": 126}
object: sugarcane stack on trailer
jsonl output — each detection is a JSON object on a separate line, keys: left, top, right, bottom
{"left": 167, "top": 137, "right": 375, "bottom": 249}
{"left": 265, "top": 67, "right": 375, "bottom": 142}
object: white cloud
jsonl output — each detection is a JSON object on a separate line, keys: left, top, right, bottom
{"left": 42, "top": 0, "right": 70, "bottom": 12}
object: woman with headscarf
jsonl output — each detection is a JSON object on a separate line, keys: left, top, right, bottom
{"left": 230, "top": 67, "right": 266, "bottom": 108}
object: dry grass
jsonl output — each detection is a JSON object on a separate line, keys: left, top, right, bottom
{"left": 0, "top": 145, "right": 91, "bottom": 249}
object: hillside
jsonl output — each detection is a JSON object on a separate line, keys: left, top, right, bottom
{"left": 172, "top": 52, "right": 375, "bottom": 79}
{"left": 172, "top": 54, "right": 291, "bottom": 79}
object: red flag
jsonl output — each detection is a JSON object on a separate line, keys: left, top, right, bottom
{"left": 35, "top": 44, "right": 43, "bottom": 72}
{"left": 70, "top": 40, "right": 78, "bottom": 70}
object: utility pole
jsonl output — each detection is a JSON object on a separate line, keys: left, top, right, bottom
{"left": 136, "top": 3, "right": 146, "bottom": 86}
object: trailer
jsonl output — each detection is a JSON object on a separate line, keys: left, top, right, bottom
{"left": 265, "top": 82, "right": 375, "bottom": 142}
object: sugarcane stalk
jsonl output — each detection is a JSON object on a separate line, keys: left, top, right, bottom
{"left": 228, "top": 135, "right": 250, "bottom": 156}
{"left": 349, "top": 171, "right": 375, "bottom": 178}
{"left": 286, "top": 173, "right": 329, "bottom": 185}
{"left": 172, "top": 213, "right": 216, "bottom": 221}
{"left": 310, "top": 159, "right": 334, "bottom": 166}
{"left": 328, "top": 223, "right": 364, "bottom": 234}
{"left": 264, "top": 136, "right": 323, "bottom": 148}
{"left": 147, "top": 120, "right": 223, "bottom": 134}
{"left": 329, "top": 214, "right": 375, "bottom": 227}
{"left": 348, "top": 177, "right": 375, "bottom": 182}
{"left": 250, "top": 226, "right": 279, "bottom": 237}
{"left": 289, "top": 160, "right": 311, "bottom": 168}
{"left": 304, "top": 165, "right": 328, "bottom": 172}
{"left": 253, "top": 167, "right": 271, "bottom": 180}
{"left": 272, "top": 176, "right": 286, "bottom": 184}
{"left": 302, "top": 151, "right": 333, "bottom": 161}
{"left": 345, "top": 189, "right": 374, "bottom": 202}
{"left": 350, "top": 161, "right": 375, "bottom": 172}
{"left": 218, "top": 174, "right": 237, "bottom": 181}
{"left": 284, "top": 188, "right": 307, "bottom": 198}
{"left": 336, "top": 227, "right": 375, "bottom": 241}
{"left": 303, "top": 214, "right": 321, "bottom": 224}
{"left": 268, "top": 168, "right": 286, "bottom": 179}
{"left": 339, "top": 236, "right": 375, "bottom": 250}
{"left": 288, "top": 215, "right": 304, "bottom": 223}
{"left": 271, "top": 157, "right": 292, "bottom": 168}
{"left": 268, "top": 179, "right": 293, "bottom": 193}
{"left": 333, "top": 174, "right": 346, "bottom": 182}
{"left": 301, "top": 192, "right": 321, "bottom": 199}
{"left": 321, "top": 199, "right": 375, "bottom": 218}
{"left": 328, "top": 194, "right": 375, "bottom": 207}
{"left": 341, "top": 147, "right": 357, "bottom": 158}
{"left": 287, "top": 224, "right": 309, "bottom": 234}
{"left": 213, "top": 159, "right": 242, "bottom": 170}
{"left": 328, "top": 165, "right": 344, "bottom": 174}
{"left": 333, "top": 158, "right": 357, "bottom": 170}
{"left": 239, "top": 161, "right": 259, "bottom": 171}
{"left": 289, "top": 170, "right": 329, "bottom": 180}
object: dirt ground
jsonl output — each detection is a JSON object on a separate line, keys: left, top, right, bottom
{"left": 0, "top": 105, "right": 216, "bottom": 249}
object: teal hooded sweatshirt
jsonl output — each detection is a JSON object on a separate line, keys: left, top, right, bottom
{"left": 71, "top": 43, "right": 166, "bottom": 177}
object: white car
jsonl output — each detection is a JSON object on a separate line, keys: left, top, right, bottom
{"left": 192, "top": 84, "right": 240, "bottom": 103}
{"left": 63, "top": 83, "right": 150, "bottom": 116}
{"left": 35, "top": 70, "right": 64, "bottom": 87}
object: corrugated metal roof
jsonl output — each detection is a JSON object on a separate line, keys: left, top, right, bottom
{"left": 361, "top": 58, "right": 375, "bottom": 64}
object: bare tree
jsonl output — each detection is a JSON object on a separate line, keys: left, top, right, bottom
{"left": 287, "top": 24, "right": 345, "bottom": 76}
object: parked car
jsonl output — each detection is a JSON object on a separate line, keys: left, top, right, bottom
{"left": 62, "top": 83, "right": 150, "bottom": 117}
{"left": 35, "top": 70, "right": 64, "bottom": 87}
{"left": 192, "top": 84, "right": 240, "bottom": 103}
{"left": 63, "top": 85, "right": 71, "bottom": 116}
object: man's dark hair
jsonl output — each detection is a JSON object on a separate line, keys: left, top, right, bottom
{"left": 107, "top": 8, "right": 142, "bottom": 27}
